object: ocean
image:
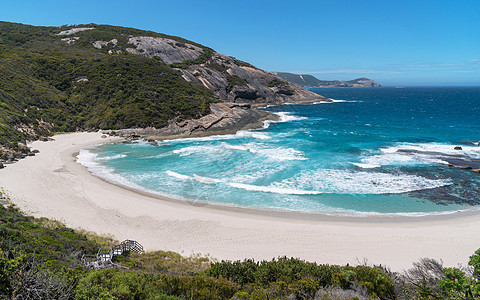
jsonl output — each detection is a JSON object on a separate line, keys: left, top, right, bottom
{"left": 77, "top": 87, "right": 480, "bottom": 217}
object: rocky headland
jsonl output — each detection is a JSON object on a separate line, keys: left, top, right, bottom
{"left": 275, "top": 72, "right": 382, "bottom": 88}
{"left": 0, "top": 22, "right": 328, "bottom": 163}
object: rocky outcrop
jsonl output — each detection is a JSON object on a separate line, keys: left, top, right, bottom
{"left": 112, "top": 102, "right": 277, "bottom": 139}
{"left": 57, "top": 27, "right": 94, "bottom": 36}
{"left": 181, "top": 53, "right": 326, "bottom": 104}
{"left": 0, "top": 142, "right": 35, "bottom": 163}
{"left": 126, "top": 36, "right": 203, "bottom": 64}
{"left": 120, "top": 38, "right": 327, "bottom": 105}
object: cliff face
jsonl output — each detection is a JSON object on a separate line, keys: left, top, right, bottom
{"left": 117, "top": 36, "right": 326, "bottom": 105}
{"left": 275, "top": 72, "right": 382, "bottom": 88}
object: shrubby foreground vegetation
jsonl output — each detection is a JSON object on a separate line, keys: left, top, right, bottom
{"left": 1, "top": 201, "right": 479, "bottom": 299}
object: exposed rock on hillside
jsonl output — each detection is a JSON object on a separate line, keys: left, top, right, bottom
{"left": 119, "top": 37, "right": 327, "bottom": 105}
{"left": 56, "top": 27, "right": 94, "bottom": 35}
{"left": 126, "top": 36, "right": 203, "bottom": 64}
{"left": 114, "top": 102, "right": 276, "bottom": 139}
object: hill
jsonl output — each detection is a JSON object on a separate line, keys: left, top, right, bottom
{"left": 0, "top": 21, "right": 325, "bottom": 160}
{"left": 275, "top": 72, "right": 382, "bottom": 88}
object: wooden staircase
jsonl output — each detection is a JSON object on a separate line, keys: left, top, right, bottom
{"left": 82, "top": 239, "right": 144, "bottom": 270}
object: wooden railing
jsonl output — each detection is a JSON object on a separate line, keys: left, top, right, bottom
{"left": 81, "top": 239, "right": 144, "bottom": 270}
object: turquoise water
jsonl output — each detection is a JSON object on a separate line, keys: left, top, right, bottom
{"left": 78, "top": 87, "right": 480, "bottom": 216}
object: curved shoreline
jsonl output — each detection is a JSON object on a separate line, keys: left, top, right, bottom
{"left": 1, "top": 132, "right": 480, "bottom": 271}
{"left": 78, "top": 146, "right": 480, "bottom": 222}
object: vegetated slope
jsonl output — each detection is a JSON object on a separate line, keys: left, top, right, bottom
{"left": 2, "top": 202, "right": 480, "bottom": 299}
{"left": 0, "top": 21, "right": 323, "bottom": 159}
{"left": 276, "top": 72, "right": 382, "bottom": 88}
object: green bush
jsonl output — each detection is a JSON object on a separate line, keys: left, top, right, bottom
{"left": 267, "top": 79, "right": 286, "bottom": 87}
{"left": 226, "top": 75, "right": 247, "bottom": 93}
{"left": 76, "top": 269, "right": 239, "bottom": 300}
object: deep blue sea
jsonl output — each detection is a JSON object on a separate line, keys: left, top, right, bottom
{"left": 78, "top": 87, "right": 480, "bottom": 216}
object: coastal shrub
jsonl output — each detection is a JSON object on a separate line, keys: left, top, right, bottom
{"left": 170, "top": 47, "right": 214, "bottom": 69}
{"left": 231, "top": 57, "right": 258, "bottom": 69}
{"left": 226, "top": 75, "right": 248, "bottom": 93}
{"left": 343, "top": 265, "right": 395, "bottom": 299}
{"left": 206, "top": 62, "right": 228, "bottom": 73}
{"left": 125, "top": 251, "right": 212, "bottom": 275}
{"left": 267, "top": 79, "right": 287, "bottom": 87}
{"left": 206, "top": 257, "right": 342, "bottom": 287}
{"left": 76, "top": 270, "right": 239, "bottom": 300}
{"left": 155, "top": 274, "right": 239, "bottom": 299}
{"left": 436, "top": 250, "right": 480, "bottom": 299}
{"left": 0, "top": 204, "right": 100, "bottom": 267}
{"left": 400, "top": 258, "right": 446, "bottom": 299}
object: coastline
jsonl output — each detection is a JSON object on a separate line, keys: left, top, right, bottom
{"left": 1, "top": 132, "right": 480, "bottom": 271}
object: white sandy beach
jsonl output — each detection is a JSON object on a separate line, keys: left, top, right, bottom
{"left": 0, "top": 132, "right": 479, "bottom": 271}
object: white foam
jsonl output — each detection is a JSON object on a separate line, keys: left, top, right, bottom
{"left": 274, "top": 169, "right": 451, "bottom": 194}
{"left": 316, "top": 207, "right": 478, "bottom": 218}
{"left": 314, "top": 99, "right": 362, "bottom": 104}
{"left": 381, "top": 143, "right": 480, "bottom": 158}
{"left": 351, "top": 162, "right": 380, "bottom": 169}
{"left": 229, "top": 182, "right": 321, "bottom": 195}
{"left": 222, "top": 143, "right": 249, "bottom": 151}
{"left": 353, "top": 152, "right": 419, "bottom": 168}
{"left": 235, "top": 131, "right": 272, "bottom": 140}
{"left": 76, "top": 149, "right": 143, "bottom": 190}
{"left": 173, "top": 145, "right": 222, "bottom": 156}
{"left": 352, "top": 142, "right": 480, "bottom": 169}
{"left": 193, "top": 174, "right": 222, "bottom": 184}
{"left": 222, "top": 142, "right": 307, "bottom": 161}
{"left": 274, "top": 112, "right": 308, "bottom": 122}
{"left": 166, "top": 170, "right": 192, "bottom": 180}
{"left": 166, "top": 171, "right": 222, "bottom": 185}
{"left": 98, "top": 154, "right": 126, "bottom": 160}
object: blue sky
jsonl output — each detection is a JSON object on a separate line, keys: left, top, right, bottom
{"left": 2, "top": 0, "right": 479, "bottom": 86}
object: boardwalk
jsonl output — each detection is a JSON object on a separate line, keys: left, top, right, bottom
{"left": 82, "top": 239, "right": 144, "bottom": 270}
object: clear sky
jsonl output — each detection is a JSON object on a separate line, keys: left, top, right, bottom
{"left": 1, "top": 0, "right": 479, "bottom": 86}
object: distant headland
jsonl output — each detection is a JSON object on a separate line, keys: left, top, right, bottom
{"left": 275, "top": 72, "right": 382, "bottom": 88}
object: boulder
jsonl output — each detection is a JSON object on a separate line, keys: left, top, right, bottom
{"left": 454, "top": 146, "right": 463, "bottom": 150}
{"left": 17, "top": 143, "right": 30, "bottom": 153}
{"left": 0, "top": 161, "right": 4, "bottom": 169}
{"left": 101, "top": 135, "right": 108, "bottom": 139}
{"left": 32, "top": 149, "right": 40, "bottom": 153}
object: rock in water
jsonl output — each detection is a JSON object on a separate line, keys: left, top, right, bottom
{"left": 454, "top": 146, "right": 463, "bottom": 150}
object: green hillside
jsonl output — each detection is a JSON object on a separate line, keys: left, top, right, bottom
{"left": 0, "top": 22, "right": 216, "bottom": 157}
